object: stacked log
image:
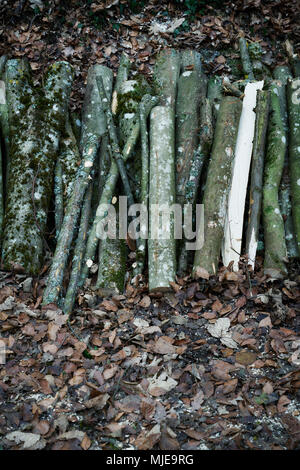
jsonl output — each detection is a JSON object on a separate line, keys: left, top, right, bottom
{"left": 0, "top": 43, "right": 298, "bottom": 315}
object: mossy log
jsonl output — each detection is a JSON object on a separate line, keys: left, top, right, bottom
{"left": 42, "top": 65, "right": 113, "bottom": 306}
{"left": 176, "top": 65, "right": 207, "bottom": 206}
{"left": 0, "top": 55, "right": 8, "bottom": 168}
{"left": 111, "top": 52, "right": 131, "bottom": 114}
{"left": 80, "top": 79, "right": 156, "bottom": 285}
{"left": 285, "top": 40, "right": 300, "bottom": 78}
{"left": 55, "top": 116, "right": 80, "bottom": 235}
{"left": 63, "top": 181, "right": 93, "bottom": 315}
{"left": 0, "top": 56, "right": 6, "bottom": 243}
{"left": 180, "top": 50, "right": 202, "bottom": 74}
{"left": 95, "top": 207, "right": 127, "bottom": 296}
{"left": 207, "top": 76, "right": 222, "bottom": 123}
{"left": 117, "top": 77, "right": 151, "bottom": 202}
{"left": 134, "top": 94, "right": 159, "bottom": 275}
{"left": 153, "top": 49, "right": 180, "bottom": 109}
{"left": 273, "top": 66, "right": 298, "bottom": 257}
{"left": 2, "top": 59, "right": 73, "bottom": 274}
{"left": 239, "top": 37, "right": 254, "bottom": 80}
{"left": 287, "top": 78, "right": 300, "bottom": 256}
{"left": 245, "top": 90, "right": 270, "bottom": 268}
{"left": 148, "top": 106, "right": 176, "bottom": 292}
{"left": 263, "top": 82, "right": 288, "bottom": 277}
{"left": 192, "top": 96, "right": 242, "bottom": 277}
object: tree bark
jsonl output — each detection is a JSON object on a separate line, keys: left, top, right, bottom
{"left": 207, "top": 76, "right": 222, "bottom": 123}
{"left": 239, "top": 37, "right": 255, "bottom": 80}
{"left": 263, "top": 81, "right": 288, "bottom": 277}
{"left": 175, "top": 67, "right": 209, "bottom": 275}
{"left": 0, "top": 56, "right": 6, "bottom": 244}
{"left": 193, "top": 96, "right": 242, "bottom": 277}
{"left": 175, "top": 66, "right": 207, "bottom": 206}
{"left": 287, "top": 78, "right": 300, "bottom": 256}
{"left": 80, "top": 78, "right": 156, "bottom": 285}
{"left": 2, "top": 59, "right": 73, "bottom": 274}
{"left": 273, "top": 66, "right": 298, "bottom": 258}
{"left": 42, "top": 65, "right": 113, "bottom": 305}
{"left": 134, "top": 94, "right": 159, "bottom": 275}
{"left": 148, "top": 106, "right": 176, "bottom": 292}
{"left": 63, "top": 181, "right": 93, "bottom": 315}
{"left": 95, "top": 208, "right": 127, "bottom": 296}
{"left": 153, "top": 49, "right": 180, "bottom": 109}
{"left": 55, "top": 116, "right": 80, "bottom": 235}
{"left": 245, "top": 90, "right": 270, "bottom": 268}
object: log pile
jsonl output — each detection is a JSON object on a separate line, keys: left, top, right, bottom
{"left": 0, "top": 41, "right": 299, "bottom": 314}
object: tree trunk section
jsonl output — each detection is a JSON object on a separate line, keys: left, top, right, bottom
{"left": 287, "top": 78, "right": 300, "bottom": 256}
{"left": 193, "top": 96, "right": 242, "bottom": 277}
{"left": 2, "top": 59, "right": 73, "bottom": 274}
{"left": 263, "top": 81, "right": 288, "bottom": 277}
{"left": 245, "top": 90, "right": 270, "bottom": 268}
{"left": 55, "top": 116, "right": 80, "bottom": 235}
{"left": 153, "top": 49, "right": 180, "bottom": 109}
{"left": 207, "top": 76, "right": 222, "bottom": 123}
{"left": 148, "top": 106, "right": 176, "bottom": 292}
{"left": 42, "top": 65, "right": 112, "bottom": 305}
{"left": 239, "top": 37, "right": 255, "bottom": 80}
{"left": 63, "top": 181, "right": 93, "bottom": 315}
{"left": 273, "top": 66, "right": 298, "bottom": 258}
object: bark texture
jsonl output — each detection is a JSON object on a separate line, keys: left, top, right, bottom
{"left": 207, "top": 76, "right": 222, "bottom": 123}
{"left": 263, "top": 81, "right": 288, "bottom": 277}
{"left": 63, "top": 181, "right": 93, "bottom": 315}
{"left": 287, "top": 78, "right": 300, "bottom": 256}
{"left": 153, "top": 49, "right": 180, "bottom": 108}
{"left": 193, "top": 96, "right": 242, "bottom": 277}
{"left": 245, "top": 90, "right": 270, "bottom": 267}
{"left": 2, "top": 59, "right": 73, "bottom": 274}
{"left": 148, "top": 106, "right": 176, "bottom": 292}
{"left": 42, "top": 65, "right": 113, "bottom": 305}
{"left": 239, "top": 38, "right": 255, "bottom": 80}
{"left": 55, "top": 116, "right": 80, "bottom": 235}
{"left": 273, "top": 66, "right": 298, "bottom": 257}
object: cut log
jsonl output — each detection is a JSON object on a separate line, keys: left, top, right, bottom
{"left": 0, "top": 56, "right": 6, "bottom": 243}
{"left": 193, "top": 96, "right": 242, "bottom": 277}
{"left": 111, "top": 52, "right": 131, "bottom": 114}
{"left": 116, "top": 77, "right": 152, "bottom": 202}
{"left": 134, "top": 94, "right": 159, "bottom": 275}
{"left": 2, "top": 59, "right": 73, "bottom": 274}
{"left": 80, "top": 84, "right": 157, "bottom": 285}
{"left": 239, "top": 37, "right": 255, "bottom": 80}
{"left": 0, "top": 55, "right": 8, "bottom": 162}
{"left": 95, "top": 209, "right": 127, "bottom": 296}
{"left": 55, "top": 116, "right": 80, "bottom": 235}
{"left": 263, "top": 81, "right": 288, "bottom": 277}
{"left": 245, "top": 90, "right": 270, "bottom": 268}
{"left": 222, "top": 76, "right": 244, "bottom": 98}
{"left": 153, "top": 49, "right": 180, "bottom": 108}
{"left": 180, "top": 50, "right": 202, "bottom": 74}
{"left": 42, "top": 65, "right": 113, "bottom": 305}
{"left": 148, "top": 106, "right": 176, "bottom": 292}
{"left": 222, "top": 80, "right": 264, "bottom": 271}
{"left": 285, "top": 40, "right": 300, "bottom": 78}
{"left": 273, "top": 66, "right": 298, "bottom": 257}
{"left": 207, "top": 76, "right": 222, "bottom": 123}
{"left": 63, "top": 181, "right": 93, "bottom": 315}
{"left": 175, "top": 65, "right": 207, "bottom": 206}
{"left": 287, "top": 78, "right": 300, "bottom": 256}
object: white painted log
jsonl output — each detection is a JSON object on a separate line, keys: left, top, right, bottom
{"left": 222, "top": 81, "right": 264, "bottom": 270}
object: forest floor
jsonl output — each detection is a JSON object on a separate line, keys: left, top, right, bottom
{"left": 0, "top": 0, "right": 300, "bottom": 451}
